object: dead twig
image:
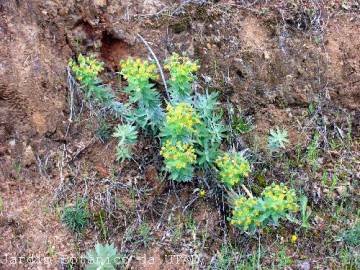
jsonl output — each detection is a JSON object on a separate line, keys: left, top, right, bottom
{"left": 241, "top": 184, "right": 254, "bottom": 199}
{"left": 67, "top": 137, "right": 96, "bottom": 164}
{"left": 53, "top": 144, "right": 67, "bottom": 204}
{"left": 67, "top": 66, "right": 76, "bottom": 123}
{"left": 136, "top": 33, "right": 170, "bottom": 101}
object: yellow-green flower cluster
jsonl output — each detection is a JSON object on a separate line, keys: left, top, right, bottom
{"left": 164, "top": 53, "right": 199, "bottom": 81}
{"left": 164, "top": 53, "right": 199, "bottom": 102}
{"left": 120, "top": 58, "right": 159, "bottom": 82}
{"left": 216, "top": 153, "right": 251, "bottom": 188}
{"left": 69, "top": 54, "right": 114, "bottom": 104}
{"left": 69, "top": 54, "right": 104, "bottom": 84}
{"left": 230, "top": 196, "right": 262, "bottom": 230}
{"left": 229, "top": 183, "right": 299, "bottom": 232}
{"left": 262, "top": 183, "right": 299, "bottom": 213}
{"left": 163, "top": 103, "right": 201, "bottom": 140}
{"left": 119, "top": 57, "right": 163, "bottom": 131}
{"left": 160, "top": 140, "right": 196, "bottom": 181}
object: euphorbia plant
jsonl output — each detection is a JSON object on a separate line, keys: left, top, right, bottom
{"left": 69, "top": 54, "right": 103, "bottom": 86}
{"left": 120, "top": 58, "right": 163, "bottom": 131}
{"left": 229, "top": 183, "right": 299, "bottom": 232}
{"left": 160, "top": 140, "right": 196, "bottom": 182}
{"left": 120, "top": 58, "right": 160, "bottom": 107}
{"left": 69, "top": 53, "right": 301, "bottom": 234}
{"left": 215, "top": 152, "right": 251, "bottom": 188}
{"left": 160, "top": 102, "right": 201, "bottom": 143}
{"left": 194, "top": 92, "right": 227, "bottom": 167}
{"left": 69, "top": 54, "right": 113, "bottom": 104}
{"left": 159, "top": 102, "right": 201, "bottom": 181}
{"left": 164, "top": 53, "right": 199, "bottom": 103}
{"left": 112, "top": 124, "right": 138, "bottom": 162}
{"left": 216, "top": 151, "right": 299, "bottom": 232}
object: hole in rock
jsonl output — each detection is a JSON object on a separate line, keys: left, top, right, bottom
{"left": 100, "top": 32, "right": 131, "bottom": 70}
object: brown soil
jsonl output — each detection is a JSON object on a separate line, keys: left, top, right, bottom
{"left": 0, "top": 0, "right": 359, "bottom": 269}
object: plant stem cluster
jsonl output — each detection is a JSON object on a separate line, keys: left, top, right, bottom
{"left": 70, "top": 53, "right": 300, "bottom": 233}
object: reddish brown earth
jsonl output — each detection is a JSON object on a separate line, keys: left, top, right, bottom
{"left": 0, "top": 0, "right": 359, "bottom": 269}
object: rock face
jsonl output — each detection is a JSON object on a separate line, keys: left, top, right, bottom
{"left": 0, "top": 1, "right": 69, "bottom": 142}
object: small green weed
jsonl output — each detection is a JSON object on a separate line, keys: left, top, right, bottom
{"left": 308, "top": 102, "right": 316, "bottom": 115}
{"left": 212, "top": 245, "right": 237, "bottom": 270}
{"left": 306, "top": 132, "right": 320, "bottom": 170}
{"left": 211, "top": 244, "right": 261, "bottom": 270}
{"left": 62, "top": 198, "right": 90, "bottom": 233}
{"left": 96, "top": 121, "right": 111, "bottom": 143}
{"left": 342, "top": 222, "right": 360, "bottom": 247}
{"left": 0, "top": 195, "right": 3, "bottom": 213}
{"left": 46, "top": 241, "right": 57, "bottom": 257}
{"left": 271, "top": 246, "right": 293, "bottom": 269}
{"left": 321, "top": 170, "right": 329, "bottom": 187}
{"left": 13, "top": 161, "right": 22, "bottom": 179}
{"left": 339, "top": 247, "right": 359, "bottom": 270}
{"left": 233, "top": 114, "right": 253, "bottom": 134}
{"left": 112, "top": 124, "right": 138, "bottom": 162}
{"left": 137, "top": 222, "right": 153, "bottom": 248}
{"left": 299, "top": 195, "right": 311, "bottom": 229}
{"left": 268, "top": 127, "right": 289, "bottom": 152}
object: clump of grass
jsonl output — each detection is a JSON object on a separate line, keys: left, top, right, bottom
{"left": 212, "top": 245, "right": 238, "bottom": 270}
{"left": 96, "top": 120, "right": 111, "bottom": 143}
{"left": 94, "top": 209, "right": 108, "bottom": 240}
{"left": 137, "top": 222, "right": 153, "bottom": 248}
{"left": 62, "top": 198, "right": 90, "bottom": 233}
{"left": 342, "top": 222, "right": 360, "bottom": 247}
{"left": 306, "top": 132, "right": 320, "bottom": 170}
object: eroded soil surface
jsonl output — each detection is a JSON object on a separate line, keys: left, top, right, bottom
{"left": 0, "top": 0, "right": 359, "bottom": 269}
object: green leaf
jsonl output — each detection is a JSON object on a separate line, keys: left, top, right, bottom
{"left": 113, "top": 124, "right": 138, "bottom": 162}
{"left": 113, "top": 124, "right": 137, "bottom": 145}
{"left": 268, "top": 127, "right": 289, "bottom": 151}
